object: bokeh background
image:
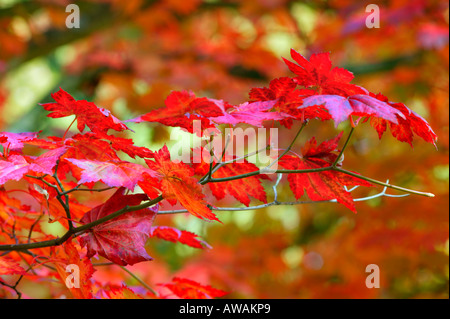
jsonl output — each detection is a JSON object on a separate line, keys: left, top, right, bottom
{"left": 0, "top": 0, "right": 448, "bottom": 298}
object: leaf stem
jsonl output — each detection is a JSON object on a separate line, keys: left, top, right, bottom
{"left": 333, "top": 127, "right": 354, "bottom": 167}
{"left": 119, "top": 265, "right": 159, "bottom": 296}
{"left": 265, "top": 122, "right": 306, "bottom": 170}
{"left": 62, "top": 117, "right": 77, "bottom": 140}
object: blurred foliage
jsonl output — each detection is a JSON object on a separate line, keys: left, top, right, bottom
{"left": 0, "top": 0, "right": 448, "bottom": 298}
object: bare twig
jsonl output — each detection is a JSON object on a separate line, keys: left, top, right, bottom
{"left": 158, "top": 181, "right": 410, "bottom": 215}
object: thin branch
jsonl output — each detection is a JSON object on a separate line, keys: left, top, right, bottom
{"left": 272, "top": 173, "right": 283, "bottom": 203}
{"left": 52, "top": 160, "right": 74, "bottom": 231}
{"left": 333, "top": 127, "right": 354, "bottom": 167}
{"left": 199, "top": 133, "right": 231, "bottom": 184}
{"left": 157, "top": 185, "right": 410, "bottom": 214}
{"left": 207, "top": 135, "right": 215, "bottom": 181}
{"left": 204, "top": 162, "right": 435, "bottom": 198}
{"left": 119, "top": 265, "right": 159, "bottom": 296}
{"left": 216, "top": 144, "right": 269, "bottom": 168}
{"left": 265, "top": 122, "right": 306, "bottom": 170}
{"left": 0, "top": 279, "right": 22, "bottom": 299}
{"left": 25, "top": 175, "right": 58, "bottom": 191}
{"left": 212, "top": 132, "right": 231, "bottom": 164}
{"left": 333, "top": 167, "right": 435, "bottom": 198}
{"left": 60, "top": 186, "right": 114, "bottom": 196}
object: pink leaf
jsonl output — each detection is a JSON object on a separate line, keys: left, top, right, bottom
{"left": 301, "top": 94, "right": 405, "bottom": 127}
{"left": 66, "top": 158, "right": 159, "bottom": 190}
{"left": 0, "top": 132, "right": 39, "bottom": 151}
{"left": 149, "top": 226, "right": 211, "bottom": 249}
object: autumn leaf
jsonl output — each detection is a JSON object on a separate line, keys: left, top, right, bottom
{"left": 64, "top": 133, "right": 121, "bottom": 161}
{"left": 0, "top": 191, "right": 36, "bottom": 230}
{"left": 41, "top": 88, "right": 130, "bottom": 134}
{"left": 101, "top": 285, "right": 145, "bottom": 299}
{"left": 210, "top": 100, "right": 288, "bottom": 127}
{"left": 54, "top": 241, "right": 96, "bottom": 299}
{"left": 0, "top": 256, "right": 27, "bottom": 277}
{"left": 250, "top": 77, "right": 298, "bottom": 101}
{"left": 149, "top": 226, "right": 211, "bottom": 249}
{"left": 301, "top": 94, "right": 406, "bottom": 127}
{"left": 99, "top": 133, "right": 154, "bottom": 159}
{"left": 144, "top": 145, "right": 219, "bottom": 222}
{"left": 27, "top": 147, "right": 68, "bottom": 175}
{"left": 282, "top": 49, "right": 366, "bottom": 96}
{"left": 128, "top": 90, "right": 224, "bottom": 134}
{"left": 279, "top": 133, "right": 372, "bottom": 212}
{"left": 160, "top": 277, "right": 228, "bottom": 299}
{"left": 78, "top": 187, "right": 158, "bottom": 266}
{"left": 66, "top": 158, "right": 159, "bottom": 190}
{"left": 249, "top": 77, "right": 332, "bottom": 128}
{"left": 0, "top": 155, "right": 30, "bottom": 185}
{"left": 193, "top": 149, "right": 269, "bottom": 206}
{"left": 368, "top": 93, "right": 438, "bottom": 147}
{"left": 0, "top": 147, "right": 67, "bottom": 185}
{"left": 0, "top": 131, "right": 39, "bottom": 151}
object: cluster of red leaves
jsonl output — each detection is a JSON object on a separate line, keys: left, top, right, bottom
{"left": 251, "top": 50, "right": 437, "bottom": 146}
{"left": 0, "top": 49, "right": 437, "bottom": 298}
{"left": 279, "top": 133, "right": 373, "bottom": 213}
{"left": 124, "top": 49, "right": 437, "bottom": 147}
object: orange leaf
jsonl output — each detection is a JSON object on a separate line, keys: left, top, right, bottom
{"left": 144, "top": 145, "right": 220, "bottom": 222}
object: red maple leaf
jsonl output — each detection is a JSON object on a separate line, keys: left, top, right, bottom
{"left": 249, "top": 77, "right": 332, "bottom": 128}
{"left": 54, "top": 241, "right": 96, "bottom": 299}
{"left": 101, "top": 285, "right": 145, "bottom": 299}
{"left": 160, "top": 277, "right": 228, "bottom": 299}
{"left": 368, "top": 93, "right": 437, "bottom": 147}
{"left": 143, "top": 145, "right": 219, "bottom": 222}
{"left": 64, "top": 133, "right": 121, "bottom": 161}
{"left": 282, "top": 49, "right": 366, "bottom": 96}
{"left": 149, "top": 226, "right": 211, "bottom": 249}
{"left": 41, "top": 88, "right": 129, "bottom": 134}
{"left": 193, "top": 149, "right": 269, "bottom": 207}
{"left": 78, "top": 187, "right": 158, "bottom": 266}
{"left": 128, "top": 90, "right": 224, "bottom": 134}
{"left": 210, "top": 100, "right": 289, "bottom": 127}
{"left": 0, "top": 256, "right": 27, "bottom": 277}
{"left": 0, "top": 147, "right": 67, "bottom": 185}
{"left": 250, "top": 77, "right": 299, "bottom": 101}
{"left": 98, "top": 133, "right": 154, "bottom": 159}
{"left": 279, "top": 133, "right": 372, "bottom": 212}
